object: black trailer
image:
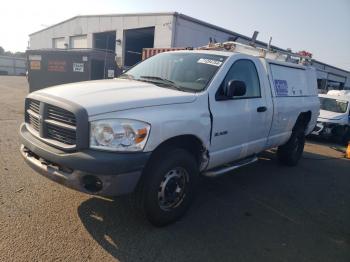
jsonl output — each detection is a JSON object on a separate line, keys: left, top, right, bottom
{"left": 27, "top": 49, "right": 120, "bottom": 92}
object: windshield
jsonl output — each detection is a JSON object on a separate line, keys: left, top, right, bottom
{"left": 120, "top": 52, "right": 227, "bottom": 92}
{"left": 319, "top": 97, "right": 349, "bottom": 113}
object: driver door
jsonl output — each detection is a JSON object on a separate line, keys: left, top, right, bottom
{"left": 207, "top": 55, "right": 272, "bottom": 169}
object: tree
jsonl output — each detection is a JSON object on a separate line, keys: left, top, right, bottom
{"left": 0, "top": 46, "right": 25, "bottom": 57}
{"left": 14, "top": 52, "right": 25, "bottom": 58}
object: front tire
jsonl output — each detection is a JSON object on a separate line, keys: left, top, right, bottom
{"left": 277, "top": 126, "right": 305, "bottom": 166}
{"left": 140, "top": 148, "right": 198, "bottom": 226}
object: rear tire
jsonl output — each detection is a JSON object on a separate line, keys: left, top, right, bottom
{"left": 138, "top": 148, "right": 198, "bottom": 227}
{"left": 277, "top": 126, "right": 305, "bottom": 166}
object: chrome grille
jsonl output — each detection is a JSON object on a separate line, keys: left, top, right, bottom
{"left": 26, "top": 98, "right": 77, "bottom": 148}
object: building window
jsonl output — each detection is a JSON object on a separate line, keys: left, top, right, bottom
{"left": 69, "top": 35, "right": 88, "bottom": 49}
{"left": 52, "top": 37, "right": 66, "bottom": 49}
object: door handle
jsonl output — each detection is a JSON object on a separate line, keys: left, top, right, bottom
{"left": 257, "top": 106, "right": 267, "bottom": 112}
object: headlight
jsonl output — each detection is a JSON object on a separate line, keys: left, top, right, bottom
{"left": 90, "top": 119, "right": 150, "bottom": 152}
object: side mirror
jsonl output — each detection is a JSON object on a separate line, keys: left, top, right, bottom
{"left": 225, "top": 80, "right": 246, "bottom": 97}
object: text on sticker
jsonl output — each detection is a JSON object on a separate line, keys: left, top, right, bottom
{"left": 197, "top": 58, "right": 222, "bottom": 67}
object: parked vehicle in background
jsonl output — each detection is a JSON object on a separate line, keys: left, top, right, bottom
{"left": 20, "top": 42, "right": 319, "bottom": 226}
{"left": 312, "top": 90, "right": 350, "bottom": 144}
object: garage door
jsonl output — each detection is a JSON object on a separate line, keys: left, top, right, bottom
{"left": 70, "top": 35, "right": 88, "bottom": 48}
{"left": 52, "top": 37, "right": 66, "bottom": 49}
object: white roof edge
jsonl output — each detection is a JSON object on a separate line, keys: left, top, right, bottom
{"left": 29, "top": 12, "right": 177, "bottom": 36}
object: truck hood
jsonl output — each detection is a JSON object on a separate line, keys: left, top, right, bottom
{"left": 318, "top": 110, "right": 346, "bottom": 121}
{"left": 34, "top": 79, "right": 197, "bottom": 116}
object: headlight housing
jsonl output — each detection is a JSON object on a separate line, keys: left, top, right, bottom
{"left": 90, "top": 119, "right": 150, "bottom": 152}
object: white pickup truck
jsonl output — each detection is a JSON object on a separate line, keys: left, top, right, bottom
{"left": 312, "top": 91, "right": 350, "bottom": 144}
{"left": 20, "top": 46, "right": 319, "bottom": 226}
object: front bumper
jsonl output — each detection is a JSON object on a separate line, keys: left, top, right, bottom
{"left": 311, "top": 121, "right": 341, "bottom": 137}
{"left": 19, "top": 123, "right": 151, "bottom": 196}
{"left": 311, "top": 122, "right": 325, "bottom": 136}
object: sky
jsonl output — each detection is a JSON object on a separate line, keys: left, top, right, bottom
{"left": 0, "top": 0, "right": 349, "bottom": 70}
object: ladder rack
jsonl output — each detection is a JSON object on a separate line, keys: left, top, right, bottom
{"left": 197, "top": 41, "right": 313, "bottom": 65}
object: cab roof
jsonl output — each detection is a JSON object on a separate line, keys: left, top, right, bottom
{"left": 168, "top": 49, "right": 308, "bottom": 69}
{"left": 169, "top": 49, "right": 232, "bottom": 57}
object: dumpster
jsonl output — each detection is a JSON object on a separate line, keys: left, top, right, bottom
{"left": 26, "top": 49, "right": 120, "bottom": 92}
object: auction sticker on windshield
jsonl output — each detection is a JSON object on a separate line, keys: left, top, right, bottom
{"left": 197, "top": 58, "right": 223, "bottom": 67}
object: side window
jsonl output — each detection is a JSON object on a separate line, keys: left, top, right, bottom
{"left": 218, "top": 59, "right": 261, "bottom": 99}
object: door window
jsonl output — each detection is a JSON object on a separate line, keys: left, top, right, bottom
{"left": 217, "top": 59, "right": 261, "bottom": 99}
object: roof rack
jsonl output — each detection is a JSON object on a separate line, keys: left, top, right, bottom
{"left": 197, "top": 41, "right": 313, "bottom": 65}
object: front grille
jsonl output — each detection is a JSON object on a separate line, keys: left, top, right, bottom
{"left": 27, "top": 99, "right": 40, "bottom": 132}
{"left": 28, "top": 99, "right": 40, "bottom": 114}
{"left": 47, "top": 104, "right": 76, "bottom": 126}
{"left": 46, "top": 123, "right": 76, "bottom": 145}
{"left": 26, "top": 98, "right": 77, "bottom": 148}
{"left": 28, "top": 114, "right": 40, "bottom": 132}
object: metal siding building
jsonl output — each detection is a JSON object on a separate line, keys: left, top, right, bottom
{"left": 29, "top": 12, "right": 350, "bottom": 88}
{"left": 29, "top": 13, "right": 174, "bottom": 68}
{"left": 0, "top": 56, "right": 26, "bottom": 76}
{"left": 312, "top": 61, "right": 350, "bottom": 88}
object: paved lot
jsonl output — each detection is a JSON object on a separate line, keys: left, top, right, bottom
{"left": 0, "top": 76, "right": 349, "bottom": 262}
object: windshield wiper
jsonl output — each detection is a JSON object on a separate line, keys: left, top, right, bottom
{"left": 138, "top": 76, "right": 185, "bottom": 91}
{"left": 118, "top": 74, "right": 135, "bottom": 80}
{"left": 140, "top": 76, "right": 175, "bottom": 84}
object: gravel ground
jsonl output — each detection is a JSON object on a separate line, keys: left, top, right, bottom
{"left": 0, "top": 76, "right": 349, "bottom": 262}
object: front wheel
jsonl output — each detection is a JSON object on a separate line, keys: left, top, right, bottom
{"left": 139, "top": 148, "right": 198, "bottom": 226}
{"left": 277, "top": 126, "right": 305, "bottom": 166}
